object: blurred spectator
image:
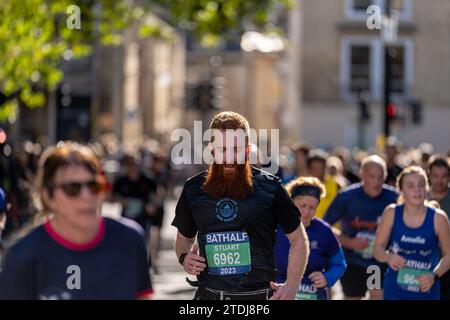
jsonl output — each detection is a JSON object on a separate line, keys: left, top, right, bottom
{"left": 147, "top": 151, "right": 171, "bottom": 273}
{"left": 326, "top": 155, "right": 349, "bottom": 188}
{"left": 0, "top": 144, "right": 37, "bottom": 239}
{"left": 0, "top": 142, "right": 152, "bottom": 299}
{"left": 112, "top": 154, "right": 158, "bottom": 264}
{"left": 278, "top": 145, "right": 296, "bottom": 184}
{"left": 334, "top": 147, "right": 360, "bottom": 184}
{"left": 291, "top": 141, "right": 312, "bottom": 177}
{"left": 306, "top": 149, "right": 341, "bottom": 219}
{"left": 427, "top": 154, "right": 450, "bottom": 301}
{"left": 385, "top": 136, "right": 404, "bottom": 186}
{"left": 418, "top": 143, "right": 434, "bottom": 170}
{"left": 428, "top": 154, "right": 450, "bottom": 215}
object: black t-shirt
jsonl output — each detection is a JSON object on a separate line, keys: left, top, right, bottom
{"left": 113, "top": 173, "right": 157, "bottom": 223}
{"left": 172, "top": 166, "right": 301, "bottom": 291}
{"left": 0, "top": 218, "right": 152, "bottom": 300}
{"left": 386, "top": 164, "right": 403, "bottom": 186}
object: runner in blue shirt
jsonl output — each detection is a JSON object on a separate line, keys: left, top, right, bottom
{"left": 275, "top": 177, "right": 346, "bottom": 300}
{"left": 0, "top": 142, "right": 152, "bottom": 300}
{"left": 373, "top": 166, "right": 450, "bottom": 300}
{"left": 324, "top": 155, "right": 398, "bottom": 299}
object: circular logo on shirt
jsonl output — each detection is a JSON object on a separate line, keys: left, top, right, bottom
{"left": 216, "top": 198, "right": 239, "bottom": 222}
{"left": 310, "top": 240, "right": 318, "bottom": 250}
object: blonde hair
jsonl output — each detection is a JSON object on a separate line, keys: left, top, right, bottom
{"left": 285, "top": 176, "right": 326, "bottom": 199}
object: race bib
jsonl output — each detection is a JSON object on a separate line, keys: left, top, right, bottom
{"left": 396, "top": 268, "right": 428, "bottom": 292}
{"left": 124, "top": 198, "right": 144, "bottom": 218}
{"left": 295, "top": 284, "right": 318, "bottom": 300}
{"left": 355, "top": 231, "right": 375, "bottom": 259}
{"left": 204, "top": 231, "right": 251, "bottom": 275}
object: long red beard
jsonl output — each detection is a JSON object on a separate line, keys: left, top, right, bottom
{"left": 202, "top": 163, "right": 254, "bottom": 200}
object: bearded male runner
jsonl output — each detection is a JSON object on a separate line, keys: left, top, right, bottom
{"left": 172, "top": 111, "right": 309, "bottom": 300}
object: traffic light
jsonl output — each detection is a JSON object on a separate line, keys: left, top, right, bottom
{"left": 385, "top": 102, "right": 397, "bottom": 137}
{"left": 410, "top": 100, "right": 423, "bottom": 125}
{"left": 387, "top": 102, "right": 397, "bottom": 121}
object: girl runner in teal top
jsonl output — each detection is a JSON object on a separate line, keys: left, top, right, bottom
{"left": 373, "top": 166, "right": 450, "bottom": 300}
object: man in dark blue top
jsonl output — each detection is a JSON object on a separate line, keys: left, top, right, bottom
{"left": 324, "top": 155, "right": 398, "bottom": 300}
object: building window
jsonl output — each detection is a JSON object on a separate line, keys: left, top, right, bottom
{"left": 345, "top": 0, "right": 377, "bottom": 19}
{"left": 341, "top": 37, "right": 413, "bottom": 101}
{"left": 341, "top": 37, "right": 379, "bottom": 100}
{"left": 350, "top": 46, "right": 371, "bottom": 93}
{"left": 345, "top": 0, "right": 412, "bottom": 21}
{"left": 353, "top": 0, "right": 374, "bottom": 11}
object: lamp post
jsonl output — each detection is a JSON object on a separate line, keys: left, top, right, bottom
{"left": 381, "top": 0, "right": 400, "bottom": 139}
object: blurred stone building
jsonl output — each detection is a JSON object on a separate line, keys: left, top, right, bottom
{"left": 12, "top": 15, "right": 186, "bottom": 154}
{"left": 298, "top": 0, "right": 450, "bottom": 152}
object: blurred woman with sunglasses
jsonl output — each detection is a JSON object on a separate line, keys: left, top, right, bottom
{"left": 0, "top": 142, "right": 153, "bottom": 300}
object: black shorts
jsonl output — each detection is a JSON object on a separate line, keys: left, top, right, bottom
{"left": 149, "top": 206, "right": 165, "bottom": 228}
{"left": 340, "top": 264, "right": 386, "bottom": 298}
{"left": 440, "top": 269, "right": 450, "bottom": 300}
{"left": 195, "top": 287, "right": 274, "bottom": 300}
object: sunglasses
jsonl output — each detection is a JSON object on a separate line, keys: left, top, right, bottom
{"left": 50, "top": 179, "right": 103, "bottom": 197}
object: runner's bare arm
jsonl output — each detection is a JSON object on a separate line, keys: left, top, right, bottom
{"left": 175, "top": 231, "right": 195, "bottom": 258}
{"left": 416, "top": 209, "right": 450, "bottom": 292}
{"left": 332, "top": 228, "right": 369, "bottom": 251}
{"left": 287, "top": 222, "right": 309, "bottom": 286}
{"left": 433, "top": 210, "right": 450, "bottom": 277}
{"left": 373, "top": 205, "right": 405, "bottom": 270}
{"left": 175, "top": 231, "right": 206, "bottom": 275}
{"left": 373, "top": 205, "right": 395, "bottom": 262}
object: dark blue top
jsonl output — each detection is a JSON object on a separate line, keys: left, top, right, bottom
{"left": 384, "top": 205, "right": 440, "bottom": 300}
{"left": 274, "top": 218, "right": 346, "bottom": 300}
{"left": 0, "top": 187, "right": 5, "bottom": 211}
{"left": 0, "top": 218, "right": 152, "bottom": 300}
{"left": 324, "top": 183, "right": 398, "bottom": 267}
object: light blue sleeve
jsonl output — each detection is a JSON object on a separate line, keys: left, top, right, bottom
{"left": 323, "top": 247, "right": 347, "bottom": 287}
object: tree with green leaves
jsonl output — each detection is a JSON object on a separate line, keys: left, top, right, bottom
{"left": 0, "top": 0, "right": 292, "bottom": 122}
